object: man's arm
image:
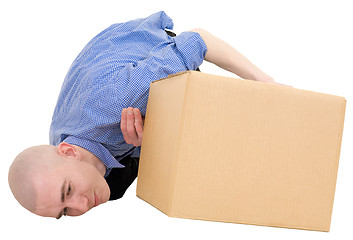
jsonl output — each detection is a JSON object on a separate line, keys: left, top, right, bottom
{"left": 121, "top": 29, "right": 279, "bottom": 147}
{"left": 191, "top": 28, "right": 275, "bottom": 83}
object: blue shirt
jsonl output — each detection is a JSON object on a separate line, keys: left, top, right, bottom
{"left": 49, "top": 11, "right": 207, "bottom": 177}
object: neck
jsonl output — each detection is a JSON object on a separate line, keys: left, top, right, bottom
{"left": 75, "top": 146, "right": 107, "bottom": 176}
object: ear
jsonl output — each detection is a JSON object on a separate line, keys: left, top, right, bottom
{"left": 57, "top": 142, "right": 81, "bottom": 160}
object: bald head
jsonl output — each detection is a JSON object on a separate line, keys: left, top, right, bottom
{"left": 8, "top": 145, "right": 59, "bottom": 214}
{"left": 9, "top": 143, "right": 110, "bottom": 218}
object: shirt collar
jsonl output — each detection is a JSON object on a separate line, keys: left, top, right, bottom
{"left": 63, "top": 135, "right": 125, "bottom": 177}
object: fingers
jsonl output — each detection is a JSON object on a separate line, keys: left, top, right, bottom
{"left": 134, "top": 108, "right": 143, "bottom": 145}
{"left": 120, "top": 107, "right": 144, "bottom": 147}
{"left": 126, "top": 107, "right": 136, "bottom": 144}
{"left": 120, "top": 108, "right": 131, "bottom": 144}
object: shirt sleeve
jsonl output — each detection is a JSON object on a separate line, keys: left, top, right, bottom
{"left": 115, "top": 31, "right": 207, "bottom": 115}
{"left": 173, "top": 31, "right": 208, "bottom": 70}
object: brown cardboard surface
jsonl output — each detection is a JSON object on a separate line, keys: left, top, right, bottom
{"left": 136, "top": 71, "right": 346, "bottom": 231}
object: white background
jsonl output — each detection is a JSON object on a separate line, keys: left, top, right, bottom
{"left": 1, "top": 0, "right": 352, "bottom": 239}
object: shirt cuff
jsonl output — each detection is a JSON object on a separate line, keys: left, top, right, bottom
{"left": 173, "top": 31, "right": 208, "bottom": 70}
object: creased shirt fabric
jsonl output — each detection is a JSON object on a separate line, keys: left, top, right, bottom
{"left": 49, "top": 11, "right": 207, "bottom": 177}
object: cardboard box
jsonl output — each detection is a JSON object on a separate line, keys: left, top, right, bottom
{"left": 136, "top": 71, "right": 346, "bottom": 231}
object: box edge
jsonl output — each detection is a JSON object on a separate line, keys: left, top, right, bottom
{"left": 169, "top": 71, "right": 192, "bottom": 216}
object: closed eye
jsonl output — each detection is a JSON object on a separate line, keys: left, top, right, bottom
{"left": 56, "top": 181, "right": 71, "bottom": 219}
{"left": 67, "top": 183, "right": 72, "bottom": 196}
{"left": 63, "top": 183, "right": 72, "bottom": 216}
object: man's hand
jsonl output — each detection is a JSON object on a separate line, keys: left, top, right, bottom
{"left": 121, "top": 107, "right": 144, "bottom": 147}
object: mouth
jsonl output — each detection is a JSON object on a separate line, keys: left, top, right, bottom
{"left": 93, "top": 192, "right": 100, "bottom": 208}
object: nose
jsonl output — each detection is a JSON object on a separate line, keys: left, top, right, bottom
{"left": 66, "top": 194, "right": 90, "bottom": 216}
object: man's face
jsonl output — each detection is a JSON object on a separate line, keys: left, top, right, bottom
{"left": 32, "top": 157, "right": 110, "bottom": 218}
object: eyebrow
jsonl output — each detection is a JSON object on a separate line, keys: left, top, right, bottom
{"left": 56, "top": 180, "right": 67, "bottom": 219}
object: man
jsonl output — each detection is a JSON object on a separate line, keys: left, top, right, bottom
{"left": 8, "top": 11, "right": 277, "bottom": 219}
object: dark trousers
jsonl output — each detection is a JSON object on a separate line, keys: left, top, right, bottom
{"left": 105, "top": 156, "right": 139, "bottom": 200}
